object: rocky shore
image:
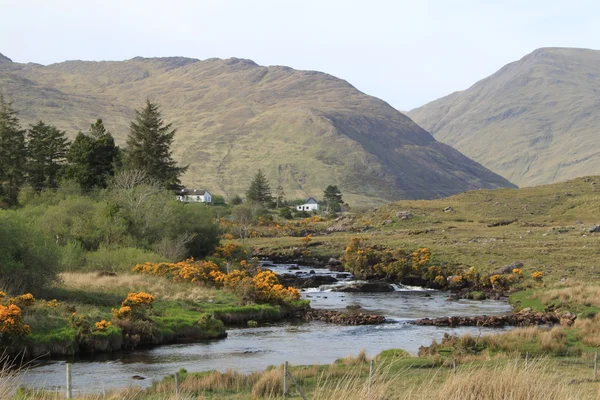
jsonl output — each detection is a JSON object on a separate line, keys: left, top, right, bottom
{"left": 302, "top": 309, "right": 386, "bottom": 325}
{"left": 410, "top": 309, "right": 575, "bottom": 328}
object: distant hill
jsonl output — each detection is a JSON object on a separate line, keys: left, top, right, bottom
{"left": 408, "top": 47, "right": 600, "bottom": 187}
{"left": 0, "top": 53, "right": 514, "bottom": 204}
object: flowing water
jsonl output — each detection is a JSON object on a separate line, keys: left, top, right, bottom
{"left": 18, "top": 263, "right": 512, "bottom": 394}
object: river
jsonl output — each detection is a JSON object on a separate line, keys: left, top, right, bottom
{"left": 17, "top": 263, "right": 512, "bottom": 395}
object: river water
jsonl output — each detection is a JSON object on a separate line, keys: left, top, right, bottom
{"left": 17, "top": 263, "right": 512, "bottom": 394}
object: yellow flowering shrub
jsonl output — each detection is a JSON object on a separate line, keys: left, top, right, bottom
{"left": 0, "top": 291, "right": 5, "bottom": 302}
{"left": 134, "top": 259, "right": 220, "bottom": 284}
{"left": 411, "top": 248, "right": 431, "bottom": 271}
{"left": 122, "top": 292, "right": 155, "bottom": 308}
{"left": 94, "top": 320, "right": 112, "bottom": 331}
{"left": 0, "top": 304, "right": 31, "bottom": 339}
{"left": 251, "top": 270, "right": 300, "bottom": 304}
{"left": 434, "top": 275, "right": 447, "bottom": 288}
{"left": 301, "top": 234, "right": 313, "bottom": 245}
{"left": 531, "top": 271, "right": 544, "bottom": 282}
{"left": 8, "top": 293, "right": 36, "bottom": 308}
{"left": 213, "top": 242, "right": 248, "bottom": 261}
{"left": 112, "top": 306, "right": 132, "bottom": 320}
{"left": 40, "top": 299, "right": 61, "bottom": 308}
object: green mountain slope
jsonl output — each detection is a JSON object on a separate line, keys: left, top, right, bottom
{"left": 408, "top": 47, "right": 600, "bottom": 188}
{"left": 0, "top": 53, "right": 514, "bottom": 204}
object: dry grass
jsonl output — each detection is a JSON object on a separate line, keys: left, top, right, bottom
{"left": 482, "top": 326, "right": 568, "bottom": 354}
{"left": 575, "top": 314, "right": 600, "bottom": 346}
{"left": 59, "top": 272, "right": 220, "bottom": 303}
{"left": 539, "top": 284, "right": 600, "bottom": 309}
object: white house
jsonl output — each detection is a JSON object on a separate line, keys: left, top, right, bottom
{"left": 176, "top": 188, "right": 212, "bottom": 203}
{"left": 297, "top": 197, "right": 319, "bottom": 212}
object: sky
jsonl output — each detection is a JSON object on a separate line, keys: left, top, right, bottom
{"left": 1, "top": 0, "right": 599, "bottom": 110}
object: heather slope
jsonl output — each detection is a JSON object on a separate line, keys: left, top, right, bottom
{"left": 0, "top": 54, "right": 514, "bottom": 204}
{"left": 408, "top": 47, "right": 600, "bottom": 187}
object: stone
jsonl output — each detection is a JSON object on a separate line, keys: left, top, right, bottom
{"left": 332, "top": 281, "right": 395, "bottom": 293}
{"left": 327, "top": 257, "right": 343, "bottom": 266}
{"left": 588, "top": 225, "right": 600, "bottom": 233}
{"left": 396, "top": 211, "right": 413, "bottom": 220}
{"left": 494, "top": 261, "right": 523, "bottom": 275}
{"left": 443, "top": 206, "right": 454, "bottom": 212}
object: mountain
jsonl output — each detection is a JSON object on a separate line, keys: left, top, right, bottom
{"left": 408, "top": 47, "right": 600, "bottom": 187}
{"left": 0, "top": 54, "right": 514, "bottom": 204}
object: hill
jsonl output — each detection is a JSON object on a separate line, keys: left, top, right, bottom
{"left": 0, "top": 53, "right": 514, "bottom": 204}
{"left": 408, "top": 47, "right": 600, "bottom": 188}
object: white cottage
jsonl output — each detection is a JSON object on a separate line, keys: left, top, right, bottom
{"left": 176, "top": 189, "right": 212, "bottom": 203}
{"left": 297, "top": 197, "right": 319, "bottom": 212}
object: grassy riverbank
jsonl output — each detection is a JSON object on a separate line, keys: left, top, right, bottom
{"left": 10, "top": 348, "right": 600, "bottom": 399}
{"left": 12, "top": 272, "right": 289, "bottom": 359}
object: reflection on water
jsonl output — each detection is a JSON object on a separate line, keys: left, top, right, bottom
{"left": 19, "top": 263, "right": 511, "bottom": 394}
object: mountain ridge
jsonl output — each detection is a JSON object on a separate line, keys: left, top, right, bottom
{"left": 408, "top": 47, "right": 600, "bottom": 187}
{"left": 0, "top": 53, "right": 515, "bottom": 204}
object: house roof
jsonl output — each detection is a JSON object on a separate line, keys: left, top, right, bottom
{"left": 178, "top": 188, "right": 208, "bottom": 195}
{"left": 305, "top": 197, "right": 318, "bottom": 204}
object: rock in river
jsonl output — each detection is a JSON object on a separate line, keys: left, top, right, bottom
{"left": 332, "top": 281, "right": 395, "bottom": 293}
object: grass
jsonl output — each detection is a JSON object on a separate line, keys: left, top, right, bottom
{"left": 10, "top": 351, "right": 600, "bottom": 399}
{"left": 249, "top": 176, "right": 600, "bottom": 284}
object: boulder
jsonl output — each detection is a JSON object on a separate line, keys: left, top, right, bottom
{"left": 589, "top": 225, "right": 600, "bottom": 233}
{"left": 301, "top": 275, "right": 338, "bottom": 289}
{"left": 333, "top": 281, "right": 395, "bottom": 293}
{"left": 443, "top": 206, "right": 454, "bottom": 213}
{"left": 396, "top": 211, "right": 413, "bottom": 220}
{"left": 494, "top": 261, "right": 523, "bottom": 275}
{"left": 327, "top": 257, "right": 342, "bottom": 266}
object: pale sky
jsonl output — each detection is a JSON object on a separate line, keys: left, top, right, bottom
{"left": 1, "top": 0, "right": 599, "bottom": 110}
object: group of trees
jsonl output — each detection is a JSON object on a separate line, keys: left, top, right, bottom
{"left": 0, "top": 96, "right": 185, "bottom": 207}
{"left": 244, "top": 169, "right": 344, "bottom": 212}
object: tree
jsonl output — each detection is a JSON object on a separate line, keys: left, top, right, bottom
{"left": 246, "top": 169, "right": 273, "bottom": 206}
{"left": 323, "top": 185, "right": 343, "bottom": 212}
{"left": 275, "top": 185, "right": 286, "bottom": 208}
{"left": 125, "top": 100, "right": 187, "bottom": 189}
{"left": 64, "top": 119, "right": 119, "bottom": 189}
{"left": 0, "top": 96, "right": 27, "bottom": 207}
{"left": 26, "top": 121, "right": 70, "bottom": 190}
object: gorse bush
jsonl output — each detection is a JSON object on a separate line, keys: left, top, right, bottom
{"left": 0, "top": 210, "right": 60, "bottom": 294}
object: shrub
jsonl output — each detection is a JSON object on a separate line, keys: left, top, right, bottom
{"left": 278, "top": 207, "right": 293, "bottom": 220}
{"left": 85, "top": 246, "right": 165, "bottom": 273}
{"left": 0, "top": 211, "right": 60, "bottom": 294}
{"left": 0, "top": 304, "right": 31, "bottom": 342}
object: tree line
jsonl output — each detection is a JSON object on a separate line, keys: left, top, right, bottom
{"left": 0, "top": 96, "right": 185, "bottom": 207}
{"left": 244, "top": 169, "right": 344, "bottom": 212}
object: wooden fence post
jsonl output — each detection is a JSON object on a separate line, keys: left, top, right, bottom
{"left": 175, "top": 371, "right": 180, "bottom": 399}
{"left": 525, "top": 352, "right": 529, "bottom": 368}
{"left": 65, "top": 363, "right": 72, "bottom": 399}
{"left": 452, "top": 359, "right": 457, "bottom": 374}
{"left": 369, "top": 359, "right": 375, "bottom": 392}
{"left": 594, "top": 349, "right": 598, "bottom": 381}
{"left": 283, "top": 361, "right": 289, "bottom": 396}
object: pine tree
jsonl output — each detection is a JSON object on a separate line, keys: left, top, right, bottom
{"left": 0, "top": 95, "right": 27, "bottom": 206}
{"left": 323, "top": 185, "right": 343, "bottom": 212}
{"left": 26, "top": 121, "right": 69, "bottom": 190}
{"left": 125, "top": 100, "right": 187, "bottom": 189}
{"left": 246, "top": 169, "right": 273, "bottom": 205}
{"left": 64, "top": 119, "right": 120, "bottom": 189}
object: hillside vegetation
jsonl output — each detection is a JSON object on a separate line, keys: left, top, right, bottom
{"left": 250, "top": 176, "right": 600, "bottom": 282}
{"left": 408, "top": 47, "right": 600, "bottom": 187}
{"left": 0, "top": 52, "right": 514, "bottom": 205}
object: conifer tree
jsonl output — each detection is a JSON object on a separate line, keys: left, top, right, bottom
{"left": 323, "top": 185, "right": 343, "bottom": 212}
{"left": 64, "top": 119, "right": 119, "bottom": 189}
{"left": 26, "top": 121, "right": 69, "bottom": 190}
{"left": 0, "top": 95, "right": 27, "bottom": 206}
{"left": 125, "top": 100, "right": 186, "bottom": 189}
{"left": 246, "top": 169, "right": 273, "bottom": 205}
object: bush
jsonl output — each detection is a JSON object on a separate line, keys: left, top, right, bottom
{"left": 278, "top": 207, "right": 293, "bottom": 220}
{"left": 211, "top": 195, "right": 226, "bottom": 206}
{"left": 294, "top": 210, "right": 310, "bottom": 218}
{"left": 0, "top": 211, "right": 60, "bottom": 294}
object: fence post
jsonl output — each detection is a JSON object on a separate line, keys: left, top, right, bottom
{"left": 452, "top": 359, "right": 457, "bottom": 374}
{"left": 65, "top": 363, "right": 72, "bottom": 399}
{"left": 283, "top": 361, "right": 289, "bottom": 396}
{"left": 174, "top": 371, "right": 180, "bottom": 399}
{"left": 368, "top": 359, "right": 375, "bottom": 392}
{"left": 594, "top": 349, "right": 598, "bottom": 381}
{"left": 525, "top": 352, "right": 529, "bottom": 368}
